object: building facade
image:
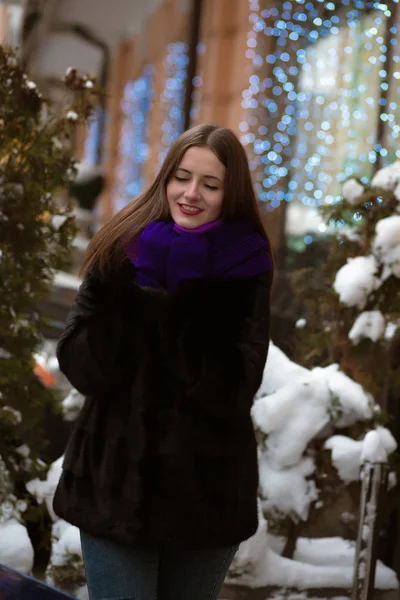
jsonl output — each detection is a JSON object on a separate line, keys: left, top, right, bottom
{"left": 21, "top": 0, "right": 400, "bottom": 264}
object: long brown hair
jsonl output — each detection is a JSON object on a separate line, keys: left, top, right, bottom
{"left": 81, "top": 123, "right": 269, "bottom": 276}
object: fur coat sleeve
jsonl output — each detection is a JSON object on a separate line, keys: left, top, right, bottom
{"left": 56, "top": 267, "right": 130, "bottom": 396}
{"left": 56, "top": 261, "right": 272, "bottom": 404}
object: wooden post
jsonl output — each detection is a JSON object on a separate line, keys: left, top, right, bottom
{"left": 351, "top": 461, "right": 390, "bottom": 600}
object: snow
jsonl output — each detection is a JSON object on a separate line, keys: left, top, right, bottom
{"left": 227, "top": 512, "right": 398, "bottom": 590}
{"left": 371, "top": 160, "right": 400, "bottom": 190}
{"left": 259, "top": 455, "right": 318, "bottom": 521}
{"left": 338, "top": 227, "right": 362, "bottom": 244}
{"left": 342, "top": 178, "right": 364, "bottom": 205}
{"left": 0, "top": 348, "right": 11, "bottom": 358}
{"left": 51, "top": 215, "right": 68, "bottom": 230}
{"left": 26, "top": 457, "right": 63, "bottom": 522}
{"left": 66, "top": 110, "right": 79, "bottom": 121}
{"left": 0, "top": 405, "right": 22, "bottom": 424}
{"left": 75, "top": 162, "right": 102, "bottom": 184}
{"left": 394, "top": 181, "right": 400, "bottom": 201}
{"left": 372, "top": 215, "right": 400, "bottom": 279}
{"left": 322, "top": 365, "right": 372, "bottom": 427}
{"left": 53, "top": 270, "right": 81, "bottom": 290}
{"left": 325, "top": 427, "right": 397, "bottom": 482}
{"left": 333, "top": 255, "right": 379, "bottom": 309}
{"left": 26, "top": 81, "right": 37, "bottom": 90}
{"left": 73, "top": 236, "right": 90, "bottom": 252}
{"left": 256, "top": 342, "right": 308, "bottom": 398}
{"left": 85, "top": 80, "right": 94, "bottom": 89}
{"left": 385, "top": 321, "right": 399, "bottom": 340}
{"left": 324, "top": 436, "right": 363, "bottom": 483}
{"left": 361, "top": 428, "right": 396, "bottom": 463}
{"left": 49, "top": 520, "right": 82, "bottom": 567}
{"left": 0, "top": 519, "right": 34, "bottom": 573}
{"left": 296, "top": 318, "right": 307, "bottom": 329}
{"left": 349, "top": 311, "right": 385, "bottom": 344}
{"left": 252, "top": 347, "right": 376, "bottom": 521}
{"left": 62, "top": 389, "right": 85, "bottom": 421}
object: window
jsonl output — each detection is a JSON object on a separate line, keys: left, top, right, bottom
{"left": 157, "top": 42, "right": 189, "bottom": 169}
{"left": 243, "top": 2, "right": 400, "bottom": 252}
{"left": 113, "top": 65, "right": 153, "bottom": 211}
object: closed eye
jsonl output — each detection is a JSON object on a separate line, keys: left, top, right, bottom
{"left": 175, "top": 175, "right": 189, "bottom": 182}
{"left": 205, "top": 184, "right": 218, "bottom": 190}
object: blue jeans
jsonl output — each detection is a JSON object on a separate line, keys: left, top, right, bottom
{"left": 80, "top": 530, "right": 238, "bottom": 600}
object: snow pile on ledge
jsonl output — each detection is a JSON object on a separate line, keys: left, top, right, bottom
{"left": 251, "top": 343, "right": 389, "bottom": 522}
{"left": 324, "top": 427, "right": 396, "bottom": 483}
{"left": 227, "top": 512, "right": 398, "bottom": 590}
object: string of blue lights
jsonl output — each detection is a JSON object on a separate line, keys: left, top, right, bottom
{"left": 242, "top": 0, "right": 399, "bottom": 222}
{"left": 114, "top": 65, "right": 154, "bottom": 211}
{"left": 157, "top": 42, "right": 189, "bottom": 169}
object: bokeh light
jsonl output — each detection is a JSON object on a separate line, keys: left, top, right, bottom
{"left": 158, "top": 42, "right": 189, "bottom": 168}
{"left": 243, "top": 0, "right": 400, "bottom": 225}
{"left": 114, "top": 66, "right": 153, "bottom": 211}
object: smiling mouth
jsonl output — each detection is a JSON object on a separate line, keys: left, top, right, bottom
{"left": 178, "top": 203, "right": 204, "bottom": 215}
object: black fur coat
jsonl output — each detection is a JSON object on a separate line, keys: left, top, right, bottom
{"left": 53, "top": 260, "right": 271, "bottom": 548}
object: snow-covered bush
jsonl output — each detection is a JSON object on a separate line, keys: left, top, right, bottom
{"left": 229, "top": 161, "right": 400, "bottom": 590}
{"left": 252, "top": 343, "right": 396, "bottom": 523}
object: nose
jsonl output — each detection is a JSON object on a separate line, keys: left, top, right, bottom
{"left": 184, "top": 180, "right": 200, "bottom": 202}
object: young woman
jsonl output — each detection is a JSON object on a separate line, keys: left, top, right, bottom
{"left": 53, "top": 124, "right": 273, "bottom": 600}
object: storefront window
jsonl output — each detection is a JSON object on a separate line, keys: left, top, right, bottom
{"left": 113, "top": 65, "right": 153, "bottom": 211}
{"left": 157, "top": 42, "right": 189, "bottom": 169}
{"left": 243, "top": 1, "right": 400, "bottom": 252}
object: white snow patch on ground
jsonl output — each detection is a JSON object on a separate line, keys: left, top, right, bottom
{"left": 0, "top": 519, "right": 34, "bottom": 573}
{"left": 228, "top": 513, "right": 399, "bottom": 590}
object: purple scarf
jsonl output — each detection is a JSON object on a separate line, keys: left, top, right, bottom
{"left": 126, "top": 219, "right": 272, "bottom": 291}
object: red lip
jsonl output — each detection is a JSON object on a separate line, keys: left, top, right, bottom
{"left": 178, "top": 204, "right": 203, "bottom": 216}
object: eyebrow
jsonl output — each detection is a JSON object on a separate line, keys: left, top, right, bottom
{"left": 176, "top": 167, "right": 222, "bottom": 183}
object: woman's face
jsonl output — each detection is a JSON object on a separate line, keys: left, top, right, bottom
{"left": 166, "top": 146, "right": 225, "bottom": 229}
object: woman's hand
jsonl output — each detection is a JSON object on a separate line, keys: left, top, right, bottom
{"left": 135, "top": 221, "right": 175, "bottom": 288}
